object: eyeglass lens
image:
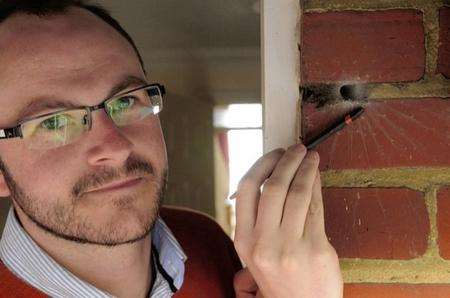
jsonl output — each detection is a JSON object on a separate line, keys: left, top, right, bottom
{"left": 21, "top": 86, "right": 163, "bottom": 150}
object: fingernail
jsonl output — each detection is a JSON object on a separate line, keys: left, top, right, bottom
{"left": 287, "top": 143, "right": 297, "bottom": 151}
{"left": 289, "top": 143, "right": 305, "bottom": 151}
{"left": 228, "top": 192, "right": 238, "bottom": 200}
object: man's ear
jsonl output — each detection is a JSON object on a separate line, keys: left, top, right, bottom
{"left": 0, "top": 172, "right": 11, "bottom": 197}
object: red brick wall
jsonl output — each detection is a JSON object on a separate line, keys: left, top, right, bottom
{"left": 300, "top": 1, "right": 450, "bottom": 296}
{"left": 302, "top": 10, "right": 425, "bottom": 83}
{"left": 438, "top": 7, "right": 450, "bottom": 78}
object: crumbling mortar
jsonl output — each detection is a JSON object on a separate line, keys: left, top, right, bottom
{"left": 367, "top": 75, "right": 450, "bottom": 100}
{"left": 341, "top": 257, "right": 450, "bottom": 283}
{"left": 423, "top": 8, "right": 440, "bottom": 75}
{"left": 422, "top": 187, "right": 439, "bottom": 259}
{"left": 303, "top": 0, "right": 442, "bottom": 12}
{"left": 322, "top": 167, "right": 450, "bottom": 192}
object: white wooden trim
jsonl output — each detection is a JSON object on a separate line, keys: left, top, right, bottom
{"left": 261, "top": 0, "right": 301, "bottom": 153}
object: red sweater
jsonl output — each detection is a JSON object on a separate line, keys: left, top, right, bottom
{"left": 0, "top": 206, "right": 242, "bottom": 298}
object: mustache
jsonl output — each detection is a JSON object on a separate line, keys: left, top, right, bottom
{"left": 72, "top": 154, "right": 155, "bottom": 198}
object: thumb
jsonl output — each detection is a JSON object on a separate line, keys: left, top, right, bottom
{"left": 234, "top": 267, "right": 258, "bottom": 298}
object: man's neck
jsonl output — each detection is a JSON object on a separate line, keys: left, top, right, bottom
{"left": 15, "top": 208, "right": 153, "bottom": 298}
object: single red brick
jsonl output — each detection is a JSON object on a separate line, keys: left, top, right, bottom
{"left": 345, "top": 284, "right": 450, "bottom": 298}
{"left": 324, "top": 188, "right": 428, "bottom": 259}
{"left": 437, "top": 187, "right": 450, "bottom": 258}
{"left": 302, "top": 98, "right": 450, "bottom": 170}
{"left": 438, "top": 7, "right": 450, "bottom": 78}
{"left": 301, "top": 10, "right": 425, "bottom": 83}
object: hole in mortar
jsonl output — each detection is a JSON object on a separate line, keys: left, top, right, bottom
{"left": 340, "top": 85, "right": 357, "bottom": 101}
{"left": 339, "top": 84, "right": 369, "bottom": 102}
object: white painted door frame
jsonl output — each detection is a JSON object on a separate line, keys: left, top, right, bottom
{"left": 261, "top": 0, "right": 301, "bottom": 153}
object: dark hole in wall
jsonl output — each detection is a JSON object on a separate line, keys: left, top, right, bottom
{"left": 301, "top": 83, "right": 369, "bottom": 108}
{"left": 301, "top": 83, "right": 369, "bottom": 143}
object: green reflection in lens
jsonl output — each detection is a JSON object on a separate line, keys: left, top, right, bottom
{"left": 108, "top": 97, "right": 134, "bottom": 115}
{"left": 40, "top": 114, "right": 70, "bottom": 130}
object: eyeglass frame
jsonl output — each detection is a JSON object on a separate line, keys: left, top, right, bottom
{"left": 0, "top": 83, "right": 166, "bottom": 141}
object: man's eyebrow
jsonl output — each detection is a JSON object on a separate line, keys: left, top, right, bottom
{"left": 17, "top": 99, "right": 79, "bottom": 122}
{"left": 17, "top": 75, "right": 148, "bottom": 122}
{"left": 106, "top": 75, "right": 148, "bottom": 99}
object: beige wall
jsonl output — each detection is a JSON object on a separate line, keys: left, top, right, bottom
{"left": 160, "top": 92, "right": 216, "bottom": 216}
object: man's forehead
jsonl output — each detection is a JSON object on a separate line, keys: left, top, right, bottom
{"left": 0, "top": 7, "right": 106, "bottom": 46}
{"left": 0, "top": 7, "right": 144, "bottom": 126}
{"left": 0, "top": 7, "right": 136, "bottom": 70}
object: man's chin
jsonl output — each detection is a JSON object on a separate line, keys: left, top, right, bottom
{"left": 45, "top": 212, "right": 156, "bottom": 246}
{"left": 82, "top": 222, "right": 154, "bottom": 247}
{"left": 68, "top": 203, "right": 160, "bottom": 246}
{"left": 17, "top": 198, "right": 160, "bottom": 246}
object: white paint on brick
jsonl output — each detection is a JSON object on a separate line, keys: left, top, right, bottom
{"left": 261, "top": 0, "right": 301, "bottom": 152}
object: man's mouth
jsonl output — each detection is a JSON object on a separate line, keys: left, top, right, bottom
{"left": 85, "top": 177, "right": 144, "bottom": 194}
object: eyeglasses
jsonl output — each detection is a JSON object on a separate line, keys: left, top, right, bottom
{"left": 0, "top": 83, "right": 165, "bottom": 150}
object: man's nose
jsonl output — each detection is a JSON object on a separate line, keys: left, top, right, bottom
{"left": 85, "top": 110, "right": 134, "bottom": 167}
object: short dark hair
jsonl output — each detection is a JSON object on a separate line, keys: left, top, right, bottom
{"left": 0, "top": 0, "right": 146, "bottom": 72}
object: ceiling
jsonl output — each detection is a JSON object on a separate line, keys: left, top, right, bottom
{"left": 98, "top": 0, "right": 260, "bottom": 49}
{"left": 97, "top": 0, "right": 261, "bottom": 102}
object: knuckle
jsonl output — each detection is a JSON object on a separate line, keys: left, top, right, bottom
{"left": 251, "top": 246, "right": 277, "bottom": 270}
{"left": 308, "top": 200, "right": 323, "bottom": 216}
{"left": 289, "top": 183, "right": 308, "bottom": 195}
{"left": 263, "top": 177, "right": 283, "bottom": 191}
{"left": 310, "top": 244, "right": 339, "bottom": 264}
{"left": 279, "top": 252, "right": 301, "bottom": 273}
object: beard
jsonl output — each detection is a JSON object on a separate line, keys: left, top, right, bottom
{"left": 0, "top": 153, "right": 167, "bottom": 247}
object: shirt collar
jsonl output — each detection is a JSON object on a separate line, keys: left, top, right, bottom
{"left": 0, "top": 207, "right": 187, "bottom": 297}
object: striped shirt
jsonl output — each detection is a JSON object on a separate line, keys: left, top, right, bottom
{"left": 0, "top": 208, "right": 187, "bottom": 297}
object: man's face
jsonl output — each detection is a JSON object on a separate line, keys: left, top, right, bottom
{"left": 0, "top": 8, "right": 168, "bottom": 245}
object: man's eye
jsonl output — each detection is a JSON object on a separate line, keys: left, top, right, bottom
{"left": 109, "top": 97, "right": 135, "bottom": 113}
{"left": 40, "top": 115, "right": 70, "bottom": 130}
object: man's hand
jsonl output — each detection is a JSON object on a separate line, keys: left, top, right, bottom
{"left": 233, "top": 144, "right": 343, "bottom": 298}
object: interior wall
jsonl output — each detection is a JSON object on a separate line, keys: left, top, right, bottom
{"left": 146, "top": 48, "right": 260, "bottom": 105}
{"left": 159, "top": 92, "right": 216, "bottom": 216}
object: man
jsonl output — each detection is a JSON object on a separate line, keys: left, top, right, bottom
{"left": 0, "top": 0, "right": 343, "bottom": 297}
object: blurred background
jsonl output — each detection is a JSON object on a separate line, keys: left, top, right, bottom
{"left": 0, "top": 0, "right": 263, "bottom": 236}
